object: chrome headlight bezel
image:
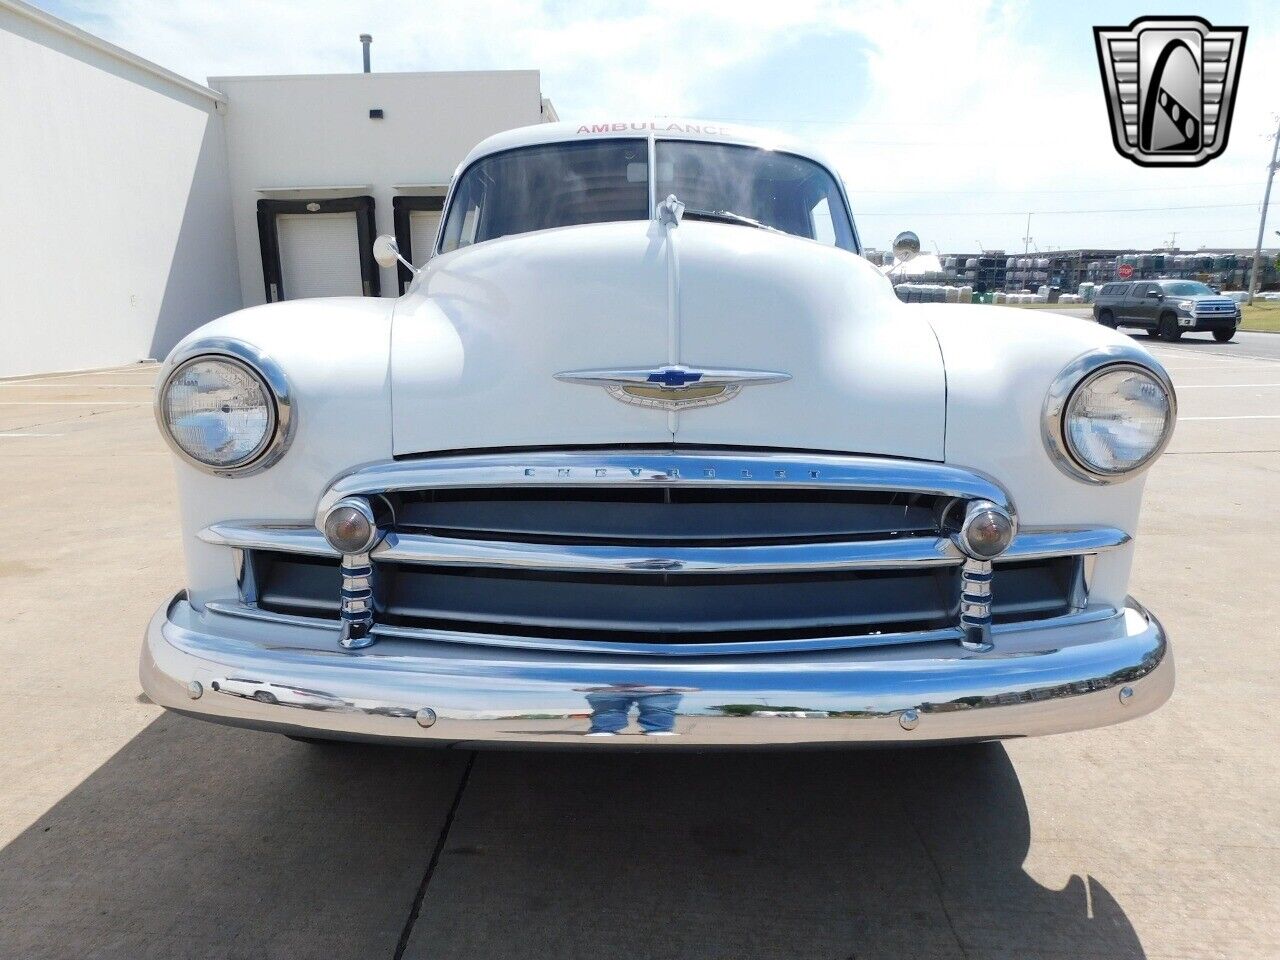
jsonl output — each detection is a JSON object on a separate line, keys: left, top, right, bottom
{"left": 155, "top": 337, "right": 296, "bottom": 477}
{"left": 1043, "top": 346, "right": 1176, "bottom": 485}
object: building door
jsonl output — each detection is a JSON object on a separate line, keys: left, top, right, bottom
{"left": 256, "top": 196, "right": 380, "bottom": 302}
{"left": 392, "top": 195, "right": 446, "bottom": 294}
{"left": 410, "top": 210, "right": 442, "bottom": 257}
{"left": 277, "top": 213, "right": 363, "bottom": 298}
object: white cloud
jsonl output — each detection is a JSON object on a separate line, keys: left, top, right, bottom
{"left": 49, "top": 0, "right": 1280, "bottom": 251}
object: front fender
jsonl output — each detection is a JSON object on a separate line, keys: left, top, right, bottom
{"left": 159, "top": 298, "right": 396, "bottom": 608}
{"left": 924, "top": 305, "right": 1167, "bottom": 610}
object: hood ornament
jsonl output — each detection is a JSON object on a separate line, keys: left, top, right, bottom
{"left": 555, "top": 364, "right": 791, "bottom": 411}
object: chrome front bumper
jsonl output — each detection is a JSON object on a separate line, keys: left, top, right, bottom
{"left": 141, "top": 594, "right": 1172, "bottom": 748}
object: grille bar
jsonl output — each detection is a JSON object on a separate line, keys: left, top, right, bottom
{"left": 314, "top": 450, "right": 1015, "bottom": 525}
{"left": 200, "top": 522, "right": 1128, "bottom": 574}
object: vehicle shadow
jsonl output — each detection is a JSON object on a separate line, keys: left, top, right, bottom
{"left": 0, "top": 716, "right": 1146, "bottom": 960}
{"left": 410, "top": 744, "right": 1148, "bottom": 960}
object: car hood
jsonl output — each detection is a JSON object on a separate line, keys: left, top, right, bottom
{"left": 390, "top": 220, "right": 946, "bottom": 460}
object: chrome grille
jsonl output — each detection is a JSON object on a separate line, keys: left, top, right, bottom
{"left": 1192, "top": 298, "right": 1238, "bottom": 316}
{"left": 202, "top": 450, "right": 1130, "bottom": 655}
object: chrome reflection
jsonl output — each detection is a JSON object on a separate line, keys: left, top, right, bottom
{"left": 577, "top": 683, "right": 697, "bottom": 736}
{"left": 314, "top": 450, "right": 1018, "bottom": 525}
{"left": 200, "top": 520, "right": 1131, "bottom": 576}
{"left": 146, "top": 595, "right": 1172, "bottom": 746}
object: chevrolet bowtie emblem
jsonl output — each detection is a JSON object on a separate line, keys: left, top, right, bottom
{"left": 554, "top": 364, "right": 791, "bottom": 411}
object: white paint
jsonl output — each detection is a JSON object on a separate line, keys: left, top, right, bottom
{"left": 163, "top": 297, "right": 396, "bottom": 606}
{"left": 209, "top": 71, "right": 552, "bottom": 307}
{"left": 1, "top": 2, "right": 242, "bottom": 379}
{"left": 1178, "top": 415, "right": 1280, "bottom": 421}
{"left": 0, "top": 432, "right": 62, "bottom": 437}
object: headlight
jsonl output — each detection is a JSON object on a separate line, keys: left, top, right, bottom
{"left": 1172, "top": 298, "right": 1194, "bottom": 311}
{"left": 157, "top": 340, "right": 294, "bottom": 476}
{"left": 1044, "top": 350, "right": 1176, "bottom": 484}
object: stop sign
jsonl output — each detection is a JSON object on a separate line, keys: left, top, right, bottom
{"left": 1118, "top": 264, "right": 1134, "bottom": 279}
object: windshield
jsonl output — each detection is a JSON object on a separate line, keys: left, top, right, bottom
{"left": 656, "top": 140, "right": 855, "bottom": 250}
{"left": 439, "top": 139, "right": 649, "bottom": 253}
{"left": 439, "top": 137, "right": 856, "bottom": 253}
{"left": 1161, "top": 281, "right": 1215, "bottom": 296}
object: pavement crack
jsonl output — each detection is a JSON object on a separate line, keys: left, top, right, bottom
{"left": 392, "top": 751, "right": 477, "bottom": 960}
{"left": 906, "top": 817, "right": 971, "bottom": 960}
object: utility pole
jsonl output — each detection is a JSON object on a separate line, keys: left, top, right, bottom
{"left": 1022, "top": 213, "right": 1032, "bottom": 255}
{"left": 1248, "top": 116, "right": 1280, "bottom": 305}
{"left": 1167, "top": 231, "right": 1179, "bottom": 250}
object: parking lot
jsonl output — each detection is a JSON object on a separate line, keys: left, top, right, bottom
{"left": 1, "top": 330, "right": 1277, "bottom": 960}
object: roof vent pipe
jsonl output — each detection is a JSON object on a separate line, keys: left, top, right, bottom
{"left": 360, "top": 34, "right": 372, "bottom": 73}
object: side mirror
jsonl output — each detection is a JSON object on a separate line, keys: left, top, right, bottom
{"left": 1146, "top": 289, "right": 1163, "bottom": 299}
{"left": 373, "top": 234, "right": 414, "bottom": 272}
{"left": 892, "top": 231, "right": 921, "bottom": 263}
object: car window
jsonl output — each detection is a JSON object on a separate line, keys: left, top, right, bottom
{"left": 655, "top": 140, "right": 856, "bottom": 250}
{"left": 809, "top": 196, "right": 837, "bottom": 246}
{"left": 1161, "top": 280, "right": 1214, "bottom": 296}
{"left": 440, "top": 137, "right": 857, "bottom": 253}
{"left": 440, "top": 139, "right": 649, "bottom": 253}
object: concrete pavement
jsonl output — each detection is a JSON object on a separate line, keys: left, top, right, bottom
{"left": 0, "top": 339, "right": 1277, "bottom": 959}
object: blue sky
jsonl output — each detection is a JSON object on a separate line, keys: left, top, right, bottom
{"left": 39, "top": 0, "right": 1280, "bottom": 253}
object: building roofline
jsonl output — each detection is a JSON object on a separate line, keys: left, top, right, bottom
{"left": 207, "top": 68, "right": 542, "bottom": 84}
{"left": 0, "top": 0, "right": 225, "bottom": 104}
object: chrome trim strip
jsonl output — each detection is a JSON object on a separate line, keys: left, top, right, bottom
{"left": 200, "top": 522, "right": 336, "bottom": 556}
{"left": 315, "top": 451, "right": 1015, "bottom": 526}
{"left": 553, "top": 365, "right": 792, "bottom": 412}
{"left": 154, "top": 337, "right": 297, "bottom": 478}
{"left": 202, "top": 598, "right": 1123, "bottom": 658}
{"left": 1001, "top": 526, "right": 1130, "bottom": 560}
{"left": 142, "top": 595, "right": 1171, "bottom": 745}
{"left": 199, "top": 520, "right": 1129, "bottom": 575}
{"left": 1042, "top": 345, "right": 1177, "bottom": 486}
{"left": 375, "top": 530, "right": 963, "bottom": 572}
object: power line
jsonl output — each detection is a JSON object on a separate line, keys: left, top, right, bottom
{"left": 856, "top": 201, "right": 1263, "bottom": 216}
{"left": 849, "top": 181, "right": 1257, "bottom": 196}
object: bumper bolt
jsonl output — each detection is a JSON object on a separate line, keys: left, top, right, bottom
{"left": 1118, "top": 686, "right": 1135, "bottom": 705}
{"left": 186, "top": 680, "right": 203, "bottom": 700}
{"left": 899, "top": 708, "right": 920, "bottom": 731}
{"left": 415, "top": 707, "right": 437, "bottom": 728}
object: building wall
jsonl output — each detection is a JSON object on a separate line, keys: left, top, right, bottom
{"left": 210, "top": 71, "right": 548, "bottom": 307}
{"left": 0, "top": 0, "right": 242, "bottom": 378}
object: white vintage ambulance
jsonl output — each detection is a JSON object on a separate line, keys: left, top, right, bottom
{"left": 141, "top": 120, "right": 1174, "bottom": 746}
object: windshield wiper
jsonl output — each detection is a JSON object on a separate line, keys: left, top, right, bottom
{"left": 681, "top": 208, "right": 783, "bottom": 234}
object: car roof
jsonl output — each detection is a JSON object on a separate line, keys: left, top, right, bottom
{"left": 455, "top": 119, "right": 844, "bottom": 180}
